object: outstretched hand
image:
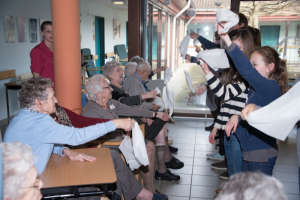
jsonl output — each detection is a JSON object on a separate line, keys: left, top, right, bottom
{"left": 63, "top": 149, "right": 96, "bottom": 162}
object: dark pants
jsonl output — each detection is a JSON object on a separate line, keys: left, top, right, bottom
{"left": 219, "top": 130, "right": 225, "bottom": 156}
{"left": 242, "top": 156, "right": 277, "bottom": 176}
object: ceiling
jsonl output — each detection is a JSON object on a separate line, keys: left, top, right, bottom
{"left": 84, "top": 0, "right": 128, "bottom": 10}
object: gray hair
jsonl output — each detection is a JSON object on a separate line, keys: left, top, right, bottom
{"left": 19, "top": 77, "right": 52, "bottom": 108}
{"left": 216, "top": 172, "right": 287, "bottom": 200}
{"left": 136, "top": 62, "right": 151, "bottom": 72}
{"left": 1, "top": 142, "right": 36, "bottom": 200}
{"left": 84, "top": 74, "right": 106, "bottom": 101}
{"left": 124, "top": 62, "right": 137, "bottom": 77}
{"left": 102, "top": 60, "right": 121, "bottom": 81}
{"left": 130, "top": 55, "right": 144, "bottom": 63}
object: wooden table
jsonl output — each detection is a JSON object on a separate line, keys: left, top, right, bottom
{"left": 40, "top": 148, "right": 117, "bottom": 199}
{"left": 4, "top": 80, "right": 22, "bottom": 123}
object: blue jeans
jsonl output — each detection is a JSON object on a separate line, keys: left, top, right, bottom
{"left": 224, "top": 133, "right": 242, "bottom": 177}
{"left": 242, "top": 156, "right": 277, "bottom": 176}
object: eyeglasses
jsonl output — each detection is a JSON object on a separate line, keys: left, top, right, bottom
{"left": 22, "top": 177, "right": 39, "bottom": 190}
{"left": 103, "top": 86, "right": 112, "bottom": 90}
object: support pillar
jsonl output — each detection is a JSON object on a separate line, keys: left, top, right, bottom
{"left": 51, "top": 0, "right": 82, "bottom": 114}
{"left": 128, "top": 0, "right": 142, "bottom": 60}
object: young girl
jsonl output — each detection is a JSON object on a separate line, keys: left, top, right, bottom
{"left": 218, "top": 24, "right": 289, "bottom": 175}
{"left": 199, "top": 28, "right": 256, "bottom": 178}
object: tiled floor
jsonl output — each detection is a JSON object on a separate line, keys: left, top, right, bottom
{"left": 153, "top": 117, "right": 300, "bottom": 200}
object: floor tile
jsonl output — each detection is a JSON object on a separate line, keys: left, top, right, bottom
{"left": 195, "top": 139, "right": 211, "bottom": 145}
{"left": 194, "top": 151, "right": 216, "bottom": 159}
{"left": 276, "top": 156, "right": 296, "bottom": 165}
{"left": 174, "top": 138, "right": 196, "bottom": 145}
{"left": 174, "top": 156, "right": 194, "bottom": 166}
{"left": 192, "top": 175, "right": 226, "bottom": 187}
{"left": 195, "top": 144, "right": 216, "bottom": 152}
{"left": 154, "top": 181, "right": 162, "bottom": 191}
{"left": 193, "top": 166, "right": 220, "bottom": 177}
{"left": 274, "top": 172, "right": 299, "bottom": 183}
{"left": 162, "top": 174, "right": 192, "bottom": 185}
{"left": 281, "top": 181, "right": 300, "bottom": 195}
{"left": 169, "top": 165, "right": 193, "bottom": 175}
{"left": 167, "top": 196, "right": 189, "bottom": 200}
{"left": 286, "top": 194, "right": 300, "bottom": 200}
{"left": 193, "top": 158, "right": 216, "bottom": 167}
{"left": 274, "top": 164, "right": 299, "bottom": 174}
{"left": 172, "top": 144, "right": 195, "bottom": 151}
{"left": 160, "top": 183, "right": 191, "bottom": 197}
{"left": 173, "top": 150, "right": 194, "bottom": 158}
{"left": 190, "top": 185, "right": 216, "bottom": 199}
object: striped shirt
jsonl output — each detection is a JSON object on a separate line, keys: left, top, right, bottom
{"left": 205, "top": 72, "right": 249, "bottom": 130}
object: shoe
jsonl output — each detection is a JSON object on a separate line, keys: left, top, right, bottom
{"left": 219, "top": 171, "right": 229, "bottom": 180}
{"left": 165, "top": 156, "right": 184, "bottom": 169}
{"left": 155, "top": 190, "right": 168, "bottom": 200}
{"left": 206, "top": 152, "right": 224, "bottom": 161}
{"left": 205, "top": 123, "right": 214, "bottom": 131}
{"left": 152, "top": 192, "right": 168, "bottom": 200}
{"left": 211, "top": 160, "right": 227, "bottom": 170}
{"left": 155, "top": 169, "right": 180, "bottom": 181}
{"left": 168, "top": 118, "right": 176, "bottom": 124}
{"left": 169, "top": 145, "right": 178, "bottom": 153}
{"left": 215, "top": 143, "right": 220, "bottom": 149}
{"left": 215, "top": 189, "right": 222, "bottom": 193}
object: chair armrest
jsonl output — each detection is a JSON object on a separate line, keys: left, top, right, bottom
{"left": 119, "top": 58, "right": 128, "bottom": 62}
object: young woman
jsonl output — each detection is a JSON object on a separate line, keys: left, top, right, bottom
{"left": 218, "top": 24, "right": 289, "bottom": 175}
{"left": 199, "top": 28, "right": 256, "bottom": 178}
{"left": 30, "top": 21, "right": 54, "bottom": 84}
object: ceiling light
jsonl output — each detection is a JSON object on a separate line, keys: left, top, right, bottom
{"left": 112, "top": 0, "right": 126, "bottom": 5}
{"left": 215, "top": 0, "right": 222, "bottom": 6}
{"left": 164, "top": 0, "right": 171, "bottom": 6}
{"left": 188, "top": 8, "right": 196, "bottom": 17}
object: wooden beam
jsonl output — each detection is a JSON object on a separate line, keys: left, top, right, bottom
{"left": 231, "top": 0, "right": 240, "bottom": 13}
{"left": 128, "top": 0, "right": 142, "bottom": 59}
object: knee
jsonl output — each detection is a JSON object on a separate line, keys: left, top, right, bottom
{"left": 146, "top": 141, "right": 155, "bottom": 155}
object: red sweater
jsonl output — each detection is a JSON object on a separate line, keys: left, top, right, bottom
{"left": 62, "top": 107, "right": 111, "bottom": 128}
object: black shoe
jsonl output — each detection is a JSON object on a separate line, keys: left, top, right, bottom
{"left": 165, "top": 156, "right": 184, "bottom": 169}
{"left": 155, "top": 169, "right": 180, "bottom": 181}
{"left": 211, "top": 160, "right": 227, "bottom": 170}
{"left": 219, "top": 171, "right": 229, "bottom": 180}
{"left": 110, "top": 192, "right": 122, "bottom": 200}
{"left": 205, "top": 123, "right": 214, "bottom": 131}
{"left": 169, "top": 145, "right": 178, "bottom": 153}
{"left": 152, "top": 192, "right": 168, "bottom": 200}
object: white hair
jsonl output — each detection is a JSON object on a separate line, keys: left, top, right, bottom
{"left": 216, "top": 172, "right": 287, "bottom": 200}
{"left": 1, "top": 142, "right": 36, "bottom": 200}
{"left": 102, "top": 61, "right": 121, "bottom": 81}
{"left": 129, "top": 55, "right": 144, "bottom": 63}
{"left": 124, "top": 62, "right": 137, "bottom": 77}
{"left": 84, "top": 74, "right": 106, "bottom": 101}
{"left": 136, "top": 62, "right": 151, "bottom": 72}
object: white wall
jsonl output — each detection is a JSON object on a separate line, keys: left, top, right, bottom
{"left": 0, "top": 0, "right": 128, "bottom": 121}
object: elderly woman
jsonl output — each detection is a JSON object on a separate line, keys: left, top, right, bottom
{"left": 4, "top": 77, "right": 165, "bottom": 200}
{"left": 82, "top": 74, "right": 183, "bottom": 183}
{"left": 2, "top": 142, "right": 43, "bottom": 200}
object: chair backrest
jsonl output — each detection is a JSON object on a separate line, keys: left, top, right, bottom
{"left": 0, "top": 70, "right": 16, "bottom": 80}
{"left": 114, "top": 45, "right": 128, "bottom": 65}
{"left": 81, "top": 48, "right": 91, "bottom": 56}
{"left": 81, "top": 48, "right": 101, "bottom": 77}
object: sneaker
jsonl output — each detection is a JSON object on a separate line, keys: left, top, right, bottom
{"left": 165, "top": 156, "right": 184, "bottom": 169}
{"left": 206, "top": 152, "right": 224, "bottom": 161}
{"left": 211, "top": 160, "right": 227, "bottom": 170}
{"left": 219, "top": 171, "right": 229, "bottom": 180}
{"left": 169, "top": 145, "right": 178, "bottom": 153}
{"left": 155, "top": 169, "right": 180, "bottom": 181}
{"left": 205, "top": 123, "right": 214, "bottom": 131}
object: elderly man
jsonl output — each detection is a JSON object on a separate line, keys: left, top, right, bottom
{"left": 4, "top": 77, "right": 167, "bottom": 200}
{"left": 124, "top": 62, "right": 137, "bottom": 77}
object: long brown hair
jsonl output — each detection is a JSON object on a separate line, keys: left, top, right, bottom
{"left": 253, "top": 46, "right": 289, "bottom": 95}
{"left": 221, "top": 28, "right": 256, "bottom": 85}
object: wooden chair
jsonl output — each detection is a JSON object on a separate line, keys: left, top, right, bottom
{"left": 0, "top": 70, "right": 16, "bottom": 80}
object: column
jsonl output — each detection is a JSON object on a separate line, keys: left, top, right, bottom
{"left": 51, "top": 0, "right": 82, "bottom": 114}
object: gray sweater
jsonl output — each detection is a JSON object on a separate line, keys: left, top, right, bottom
{"left": 82, "top": 99, "right": 153, "bottom": 120}
{"left": 122, "top": 74, "right": 153, "bottom": 110}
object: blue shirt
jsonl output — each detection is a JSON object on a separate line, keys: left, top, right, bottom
{"left": 135, "top": 72, "right": 149, "bottom": 92}
{"left": 4, "top": 109, "right": 116, "bottom": 175}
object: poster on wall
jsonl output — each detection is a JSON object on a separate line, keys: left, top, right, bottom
{"left": 29, "top": 18, "right": 38, "bottom": 43}
{"left": 39, "top": 18, "right": 47, "bottom": 41}
{"left": 4, "top": 15, "right": 15, "bottom": 43}
{"left": 17, "top": 16, "right": 26, "bottom": 43}
{"left": 113, "top": 19, "right": 120, "bottom": 40}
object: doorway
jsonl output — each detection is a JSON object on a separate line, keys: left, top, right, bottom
{"left": 95, "top": 16, "right": 105, "bottom": 67}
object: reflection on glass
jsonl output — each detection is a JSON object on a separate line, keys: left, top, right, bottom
{"left": 152, "top": 7, "right": 159, "bottom": 80}
{"left": 161, "top": 11, "right": 166, "bottom": 79}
